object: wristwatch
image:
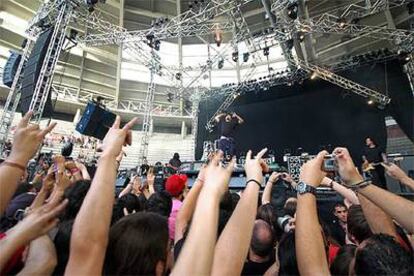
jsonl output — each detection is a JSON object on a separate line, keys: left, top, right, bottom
{"left": 296, "top": 181, "right": 317, "bottom": 196}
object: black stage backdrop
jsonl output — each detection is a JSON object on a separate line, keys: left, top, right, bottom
{"left": 196, "top": 59, "right": 414, "bottom": 164}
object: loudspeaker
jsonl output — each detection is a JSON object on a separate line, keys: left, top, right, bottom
{"left": 20, "top": 28, "right": 54, "bottom": 117}
{"left": 2, "top": 51, "right": 22, "bottom": 88}
{"left": 76, "top": 101, "right": 116, "bottom": 140}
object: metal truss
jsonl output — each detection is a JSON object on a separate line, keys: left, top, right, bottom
{"left": 30, "top": 1, "right": 73, "bottom": 123}
{"left": 295, "top": 58, "right": 391, "bottom": 105}
{"left": 138, "top": 50, "right": 158, "bottom": 164}
{"left": 313, "top": 0, "right": 411, "bottom": 22}
{"left": 51, "top": 83, "right": 190, "bottom": 117}
{"left": 322, "top": 49, "right": 400, "bottom": 72}
{"left": 0, "top": 40, "right": 35, "bottom": 152}
{"left": 297, "top": 17, "right": 414, "bottom": 52}
{"left": 80, "top": 0, "right": 256, "bottom": 46}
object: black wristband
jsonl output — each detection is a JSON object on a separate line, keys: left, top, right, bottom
{"left": 246, "top": 179, "right": 262, "bottom": 189}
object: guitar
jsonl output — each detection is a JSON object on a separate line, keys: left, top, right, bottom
{"left": 362, "top": 156, "right": 404, "bottom": 172}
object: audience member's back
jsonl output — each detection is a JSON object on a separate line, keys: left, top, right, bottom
{"left": 278, "top": 231, "right": 299, "bottom": 276}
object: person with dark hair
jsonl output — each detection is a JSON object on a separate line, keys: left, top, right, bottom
{"left": 241, "top": 220, "right": 275, "bottom": 275}
{"left": 111, "top": 193, "right": 145, "bottom": 225}
{"left": 53, "top": 220, "right": 74, "bottom": 276}
{"left": 347, "top": 205, "right": 373, "bottom": 244}
{"left": 257, "top": 203, "right": 277, "bottom": 231}
{"left": 278, "top": 231, "right": 299, "bottom": 275}
{"left": 145, "top": 191, "right": 172, "bottom": 218}
{"left": 353, "top": 234, "right": 413, "bottom": 276}
{"left": 104, "top": 212, "right": 170, "bottom": 275}
{"left": 214, "top": 112, "right": 244, "bottom": 159}
{"left": 330, "top": 244, "right": 356, "bottom": 276}
{"left": 329, "top": 202, "right": 348, "bottom": 246}
{"left": 168, "top": 153, "right": 182, "bottom": 173}
{"left": 362, "top": 137, "right": 387, "bottom": 189}
{"left": 283, "top": 197, "right": 297, "bottom": 217}
{"left": 61, "top": 180, "right": 91, "bottom": 221}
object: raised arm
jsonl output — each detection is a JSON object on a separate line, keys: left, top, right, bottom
{"left": 214, "top": 113, "right": 226, "bottom": 122}
{"left": 232, "top": 113, "right": 244, "bottom": 124}
{"left": 174, "top": 167, "right": 205, "bottom": 243}
{"left": 381, "top": 162, "right": 414, "bottom": 191}
{"left": 334, "top": 148, "right": 412, "bottom": 234}
{"left": 65, "top": 116, "right": 137, "bottom": 276}
{"left": 0, "top": 196, "right": 67, "bottom": 271}
{"left": 0, "top": 112, "right": 56, "bottom": 215}
{"left": 321, "top": 177, "right": 359, "bottom": 205}
{"left": 295, "top": 151, "right": 330, "bottom": 276}
{"left": 172, "top": 154, "right": 235, "bottom": 276}
{"left": 212, "top": 149, "right": 267, "bottom": 276}
{"left": 262, "top": 172, "right": 280, "bottom": 205}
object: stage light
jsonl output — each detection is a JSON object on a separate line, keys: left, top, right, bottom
{"left": 243, "top": 52, "right": 250, "bottom": 62}
{"left": 167, "top": 92, "right": 174, "bottom": 102}
{"left": 310, "top": 72, "right": 317, "bottom": 80}
{"left": 337, "top": 18, "right": 346, "bottom": 28}
{"left": 175, "top": 72, "right": 182, "bottom": 80}
{"left": 69, "top": 29, "right": 78, "bottom": 40}
{"left": 232, "top": 51, "right": 239, "bottom": 62}
{"left": 367, "top": 99, "right": 374, "bottom": 105}
{"left": 218, "top": 58, "right": 224, "bottom": 69}
{"left": 287, "top": 2, "right": 298, "bottom": 20}
{"left": 297, "top": 31, "right": 305, "bottom": 42}
{"left": 154, "top": 40, "right": 161, "bottom": 51}
{"left": 263, "top": 47, "right": 269, "bottom": 57}
{"left": 286, "top": 39, "right": 294, "bottom": 50}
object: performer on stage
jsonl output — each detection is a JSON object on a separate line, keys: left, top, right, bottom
{"left": 362, "top": 136, "right": 387, "bottom": 189}
{"left": 214, "top": 112, "right": 244, "bottom": 159}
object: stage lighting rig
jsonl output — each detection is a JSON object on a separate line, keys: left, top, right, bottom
{"left": 297, "top": 31, "right": 305, "bottom": 42}
{"left": 218, "top": 58, "right": 224, "bottom": 69}
{"left": 232, "top": 51, "right": 239, "bottom": 62}
{"left": 263, "top": 47, "right": 269, "bottom": 57}
{"left": 337, "top": 18, "right": 347, "bottom": 28}
{"left": 243, "top": 52, "right": 250, "bottom": 62}
{"left": 287, "top": 1, "right": 298, "bottom": 20}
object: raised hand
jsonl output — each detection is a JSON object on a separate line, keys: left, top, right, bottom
{"left": 8, "top": 112, "right": 57, "bottom": 166}
{"left": 244, "top": 148, "right": 268, "bottom": 183}
{"left": 9, "top": 198, "right": 68, "bottom": 244}
{"left": 333, "top": 147, "right": 363, "bottom": 185}
{"left": 203, "top": 151, "right": 235, "bottom": 197}
{"left": 268, "top": 172, "right": 281, "bottom": 183}
{"left": 101, "top": 116, "right": 138, "bottom": 158}
{"left": 381, "top": 162, "right": 408, "bottom": 182}
{"left": 299, "top": 151, "right": 328, "bottom": 187}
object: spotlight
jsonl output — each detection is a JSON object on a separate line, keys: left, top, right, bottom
{"left": 243, "top": 52, "right": 250, "bottom": 62}
{"left": 337, "top": 18, "right": 346, "bottom": 28}
{"left": 218, "top": 58, "right": 224, "bottom": 69}
{"left": 310, "top": 72, "right": 317, "bottom": 80}
{"left": 232, "top": 51, "right": 239, "bottom": 62}
{"left": 69, "top": 29, "right": 78, "bottom": 40}
{"left": 286, "top": 39, "right": 294, "bottom": 50}
{"left": 263, "top": 47, "right": 269, "bottom": 57}
{"left": 297, "top": 31, "right": 305, "bottom": 42}
{"left": 175, "top": 72, "right": 182, "bottom": 80}
{"left": 367, "top": 99, "right": 374, "bottom": 105}
{"left": 287, "top": 2, "right": 298, "bottom": 20}
{"left": 154, "top": 40, "right": 160, "bottom": 51}
{"left": 167, "top": 92, "right": 174, "bottom": 102}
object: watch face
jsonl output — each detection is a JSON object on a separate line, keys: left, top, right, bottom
{"left": 297, "top": 182, "right": 306, "bottom": 194}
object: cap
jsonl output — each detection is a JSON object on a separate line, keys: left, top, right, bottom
{"left": 165, "top": 174, "right": 187, "bottom": 197}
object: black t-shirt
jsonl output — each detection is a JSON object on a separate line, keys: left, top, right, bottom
{"left": 363, "top": 146, "right": 383, "bottom": 163}
{"left": 169, "top": 158, "right": 182, "bottom": 169}
{"left": 329, "top": 220, "right": 346, "bottom": 246}
{"left": 241, "top": 257, "right": 275, "bottom": 275}
{"left": 218, "top": 117, "right": 239, "bottom": 137}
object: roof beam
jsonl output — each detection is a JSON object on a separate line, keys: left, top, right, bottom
{"left": 124, "top": 5, "right": 173, "bottom": 18}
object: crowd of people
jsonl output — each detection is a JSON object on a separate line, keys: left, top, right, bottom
{"left": 0, "top": 111, "right": 413, "bottom": 275}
